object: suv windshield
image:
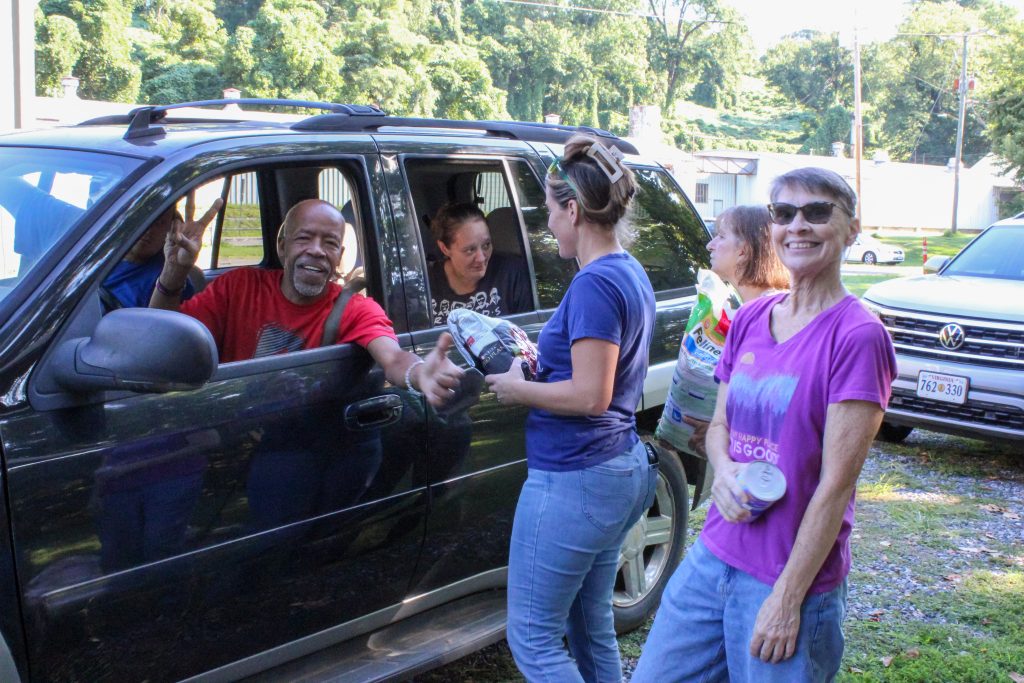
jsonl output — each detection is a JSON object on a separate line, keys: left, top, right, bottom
{"left": 0, "top": 147, "right": 141, "bottom": 300}
{"left": 943, "top": 226, "right": 1024, "bottom": 281}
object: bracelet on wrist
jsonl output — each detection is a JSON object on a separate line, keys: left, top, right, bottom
{"left": 404, "top": 358, "right": 425, "bottom": 397}
{"left": 155, "top": 279, "right": 185, "bottom": 297}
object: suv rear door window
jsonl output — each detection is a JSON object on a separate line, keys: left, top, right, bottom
{"left": 630, "top": 167, "right": 710, "bottom": 294}
{"left": 507, "top": 158, "right": 577, "bottom": 308}
{"left": 402, "top": 157, "right": 535, "bottom": 326}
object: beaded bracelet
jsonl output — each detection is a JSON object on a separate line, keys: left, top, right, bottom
{"left": 404, "top": 358, "right": 425, "bottom": 398}
{"left": 155, "top": 279, "right": 184, "bottom": 297}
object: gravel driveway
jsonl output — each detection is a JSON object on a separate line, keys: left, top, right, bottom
{"left": 420, "top": 429, "right": 1024, "bottom": 681}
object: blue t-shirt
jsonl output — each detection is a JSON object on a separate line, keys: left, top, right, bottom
{"left": 102, "top": 252, "right": 195, "bottom": 311}
{"left": 526, "top": 252, "right": 655, "bottom": 471}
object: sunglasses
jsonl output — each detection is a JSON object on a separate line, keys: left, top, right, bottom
{"left": 767, "top": 201, "right": 851, "bottom": 225}
{"left": 548, "top": 158, "right": 581, "bottom": 197}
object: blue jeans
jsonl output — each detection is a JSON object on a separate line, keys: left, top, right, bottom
{"left": 632, "top": 539, "right": 848, "bottom": 683}
{"left": 507, "top": 439, "right": 657, "bottom": 683}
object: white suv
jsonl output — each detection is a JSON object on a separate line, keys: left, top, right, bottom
{"left": 863, "top": 222, "right": 1024, "bottom": 442}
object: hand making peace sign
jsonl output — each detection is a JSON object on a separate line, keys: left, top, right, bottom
{"left": 164, "top": 192, "right": 224, "bottom": 269}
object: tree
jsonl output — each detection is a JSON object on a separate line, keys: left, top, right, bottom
{"left": 865, "top": 1, "right": 994, "bottom": 164}
{"left": 38, "top": 0, "right": 141, "bottom": 102}
{"left": 987, "top": 10, "right": 1024, "bottom": 179}
{"left": 214, "top": 0, "right": 262, "bottom": 32}
{"left": 334, "top": 1, "right": 435, "bottom": 115}
{"left": 220, "top": 0, "right": 343, "bottom": 101}
{"left": 799, "top": 105, "right": 852, "bottom": 155}
{"left": 35, "top": 11, "right": 84, "bottom": 96}
{"left": 465, "top": 0, "right": 659, "bottom": 128}
{"left": 690, "top": 19, "right": 750, "bottom": 109}
{"left": 761, "top": 31, "right": 852, "bottom": 113}
{"left": 645, "top": 0, "right": 741, "bottom": 113}
{"left": 428, "top": 44, "right": 508, "bottom": 120}
{"left": 140, "top": 0, "right": 226, "bottom": 63}
{"left": 141, "top": 62, "right": 225, "bottom": 105}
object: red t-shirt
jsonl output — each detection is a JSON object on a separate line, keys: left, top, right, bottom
{"left": 181, "top": 268, "right": 397, "bottom": 363}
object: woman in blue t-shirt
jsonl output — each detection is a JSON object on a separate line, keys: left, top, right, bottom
{"left": 486, "top": 135, "right": 657, "bottom": 682}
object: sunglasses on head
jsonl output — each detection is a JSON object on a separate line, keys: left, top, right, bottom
{"left": 767, "top": 201, "right": 851, "bottom": 225}
{"left": 548, "top": 158, "right": 581, "bottom": 197}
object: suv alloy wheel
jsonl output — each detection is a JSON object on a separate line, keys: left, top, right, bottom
{"left": 612, "top": 442, "right": 689, "bottom": 633}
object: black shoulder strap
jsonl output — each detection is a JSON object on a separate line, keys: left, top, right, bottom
{"left": 320, "top": 276, "right": 366, "bottom": 347}
{"left": 99, "top": 285, "right": 123, "bottom": 313}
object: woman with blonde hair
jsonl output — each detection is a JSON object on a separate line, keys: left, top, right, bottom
{"left": 487, "top": 135, "right": 658, "bottom": 682}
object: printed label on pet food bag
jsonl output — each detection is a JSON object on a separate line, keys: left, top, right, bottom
{"left": 656, "top": 270, "right": 741, "bottom": 453}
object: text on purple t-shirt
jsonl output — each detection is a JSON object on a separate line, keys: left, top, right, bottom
{"left": 701, "top": 293, "right": 896, "bottom": 594}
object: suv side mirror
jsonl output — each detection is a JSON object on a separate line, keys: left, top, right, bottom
{"left": 923, "top": 255, "right": 950, "bottom": 274}
{"left": 52, "top": 308, "right": 217, "bottom": 393}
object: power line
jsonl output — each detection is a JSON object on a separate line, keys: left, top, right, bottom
{"left": 482, "top": 0, "right": 736, "bottom": 24}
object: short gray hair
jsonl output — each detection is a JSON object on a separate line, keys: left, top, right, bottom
{"left": 769, "top": 167, "right": 857, "bottom": 218}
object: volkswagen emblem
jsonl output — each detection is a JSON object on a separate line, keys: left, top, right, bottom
{"left": 938, "top": 323, "right": 965, "bottom": 350}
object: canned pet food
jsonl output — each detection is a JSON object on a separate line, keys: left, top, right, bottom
{"left": 736, "top": 461, "right": 786, "bottom": 519}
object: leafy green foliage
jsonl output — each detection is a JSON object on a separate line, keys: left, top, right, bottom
{"left": 34, "top": 11, "right": 84, "bottom": 96}
{"left": 863, "top": 1, "right": 992, "bottom": 164}
{"left": 141, "top": 62, "right": 224, "bottom": 105}
{"left": 762, "top": 31, "right": 853, "bottom": 113}
{"left": 645, "top": 0, "right": 747, "bottom": 113}
{"left": 40, "top": 0, "right": 141, "bottom": 102}
{"left": 221, "top": 0, "right": 343, "bottom": 101}
{"left": 29, "top": 0, "right": 1024, "bottom": 184}
{"left": 428, "top": 44, "right": 508, "bottom": 120}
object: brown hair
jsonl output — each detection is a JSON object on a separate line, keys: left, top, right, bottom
{"left": 769, "top": 167, "right": 857, "bottom": 218}
{"left": 717, "top": 205, "right": 789, "bottom": 291}
{"left": 546, "top": 134, "right": 637, "bottom": 245}
{"left": 430, "top": 202, "right": 487, "bottom": 246}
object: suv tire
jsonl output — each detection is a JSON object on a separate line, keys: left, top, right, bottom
{"left": 612, "top": 441, "right": 688, "bottom": 634}
{"left": 877, "top": 421, "right": 913, "bottom": 443}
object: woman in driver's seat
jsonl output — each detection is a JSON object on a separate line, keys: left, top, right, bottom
{"left": 428, "top": 202, "right": 531, "bottom": 326}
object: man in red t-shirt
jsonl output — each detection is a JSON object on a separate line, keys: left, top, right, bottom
{"left": 150, "top": 196, "right": 463, "bottom": 406}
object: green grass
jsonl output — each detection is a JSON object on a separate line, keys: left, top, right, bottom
{"left": 417, "top": 433, "right": 1023, "bottom": 682}
{"left": 844, "top": 274, "right": 900, "bottom": 298}
{"left": 871, "top": 234, "right": 973, "bottom": 268}
{"left": 217, "top": 244, "right": 263, "bottom": 266}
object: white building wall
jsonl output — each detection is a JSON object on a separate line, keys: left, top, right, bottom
{"left": 698, "top": 151, "right": 1013, "bottom": 233}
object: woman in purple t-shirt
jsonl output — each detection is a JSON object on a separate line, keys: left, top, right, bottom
{"left": 634, "top": 167, "right": 897, "bottom": 683}
{"left": 487, "top": 135, "right": 657, "bottom": 682}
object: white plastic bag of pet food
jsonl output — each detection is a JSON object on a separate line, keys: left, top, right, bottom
{"left": 656, "top": 269, "right": 740, "bottom": 453}
{"left": 447, "top": 309, "right": 538, "bottom": 379}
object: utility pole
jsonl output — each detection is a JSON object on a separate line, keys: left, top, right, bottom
{"left": 951, "top": 33, "right": 969, "bottom": 234}
{"left": 853, "top": 26, "right": 864, "bottom": 223}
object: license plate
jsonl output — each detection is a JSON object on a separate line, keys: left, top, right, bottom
{"left": 916, "top": 371, "right": 969, "bottom": 405}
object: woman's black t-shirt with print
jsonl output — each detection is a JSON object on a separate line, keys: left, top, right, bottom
{"left": 429, "top": 253, "right": 532, "bottom": 326}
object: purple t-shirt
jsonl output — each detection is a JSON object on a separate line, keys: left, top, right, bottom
{"left": 701, "top": 293, "right": 896, "bottom": 594}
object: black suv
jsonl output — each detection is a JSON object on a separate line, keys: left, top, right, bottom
{"left": 0, "top": 101, "right": 712, "bottom": 682}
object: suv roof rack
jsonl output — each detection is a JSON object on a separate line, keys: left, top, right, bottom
{"left": 292, "top": 113, "right": 639, "bottom": 155}
{"left": 76, "top": 97, "right": 638, "bottom": 154}
{"left": 78, "top": 99, "right": 385, "bottom": 141}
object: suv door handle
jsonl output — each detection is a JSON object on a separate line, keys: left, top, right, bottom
{"left": 344, "top": 394, "right": 404, "bottom": 430}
